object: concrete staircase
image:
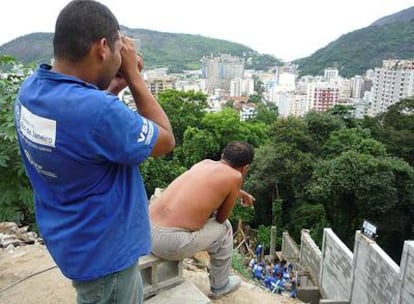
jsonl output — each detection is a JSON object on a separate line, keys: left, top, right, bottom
{"left": 140, "top": 254, "right": 210, "bottom": 304}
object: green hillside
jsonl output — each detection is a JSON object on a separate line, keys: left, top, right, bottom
{"left": 0, "top": 26, "right": 282, "bottom": 72}
{"left": 295, "top": 22, "right": 414, "bottom": 77}
{"left": 295, "top": 6, "right": 414, "bottom": 77}
{"left": 2, "top": 5, "right": 414, "bottom": 76}
{"left": 0, "top": 33, "right": 54, "bottom": 65}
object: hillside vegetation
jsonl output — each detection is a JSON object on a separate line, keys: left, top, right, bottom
{"left": 295, "top": 21, "right": 414, "bottom": 77}
{"left": 295, "top": 6, "right": 414, "bottom": 77}
{"left": 1, "top": 6, "right": 414, "bottom": 76}
{"left": 0, "top": 26, "right": 282, "bottom": 72}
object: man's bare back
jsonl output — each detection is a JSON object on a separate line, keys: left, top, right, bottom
{"left": 150, "top": 141, "right": 255, "bottom": 297}
{"left": 149, "top": 159, "right": 243, "bottom": 231}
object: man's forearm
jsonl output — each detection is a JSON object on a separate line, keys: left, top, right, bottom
{"left": 128, "top": 73, "right": 172, "bottom": 134}
{"left": 126, "top": 72, "right": 175, "bottom": 156}
{"left": 239, "top": 189, "right": 255, "bottom": 207}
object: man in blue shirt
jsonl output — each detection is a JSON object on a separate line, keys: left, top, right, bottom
{"left": 14, "top": 0, "right": 175, "bottom": 303}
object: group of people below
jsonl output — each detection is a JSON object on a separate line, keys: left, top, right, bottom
{"left": 14, "top": 1, "right": 258, "bottom": 303}
{"left": 249, "top": 252, "right": 298, "bottom": 298}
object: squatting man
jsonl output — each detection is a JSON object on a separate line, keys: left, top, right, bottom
{"left": 150, "top": 141, "right": 255, "bottom": 299}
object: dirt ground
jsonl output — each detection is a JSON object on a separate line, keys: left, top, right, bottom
{"left": 0, "top": 244, "right": 303, "bottom": 304}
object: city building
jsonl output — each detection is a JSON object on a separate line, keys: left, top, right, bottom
{"left": 278, "top": 71, "right": 296, "bottom": 92}
{"left": 307, "top": 82, "right": 339, "bottom": 112}
{"left": 333, "top": 77, "right": 351, "bottom": 102}
{"left": 201, "top": 54, "right": 244, "bottom": 95}
{"left": 369, "top": 59, "right": 414, "bottom": 116}
{"left": 146, "top": 78, "right": 174, "bottom": 96}
{"left": 274, "top": 92, "right": 296, "bottom": 118}
{"left": 324, "top": 68, "right": 339, "bottom": 83}
{"left": 230, "top": 77, "right": 255, "bottom": 98}
{"left": 239, "top": 103, "right": 257, "bottom": 121}
{"left": 350, "top": 75, "right": 365, "bottom": 99}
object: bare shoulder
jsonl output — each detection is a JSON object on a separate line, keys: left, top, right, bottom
{"left": 199, "top": 159, "right": 238, "bottom": 172}
{"left": 191, "top": 159, "right": 221, "bottom": 171}
{"left": 193, "top": 159, "right": 215, "bottom": 167}
{"left": 190, "top": 159, "right": 242, "bottom": 186}
{"left": 216, "top": 162, "right": 243, "bottom": 185}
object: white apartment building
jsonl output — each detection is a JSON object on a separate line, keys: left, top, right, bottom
{"left": 324, "top": 68, "right": 339, "bottom": 83}
{"left": 270, "top": 91, "right": 307, "bottom": 118}
{"left": 230, "top": 77, "right": 255, "bottom": 97}
{"left": 352, "top": 97, "right": 369, "bottom": 119}
{"left": 201, "top": 54, "right": 244, "bottom": 95}
{"left": 258, "top": 71, "right": 277, "bottom": 90}
{"left": 274, "top": 92, "right": 297, "bottom": 118}
{"left": 239, "top": 104, "right": 257, "bottom": 121}
{"left": 267, "top": 70, "right": 297, "bottom": 107}
{"left": 175, "top": 80, "right": 204, "bottom": 93}
{"left": 278, "top": 72, "right": 296, "bottom": 92}
{"left": 291, "top": 94, "right": 308, "bottom": 117}
{"left": 146, "top": 78, "right": 174, "bottom": 96}
{"left": 145, "top": 68, "right": 169, "bottom": 79}
{"left": 230, "top": 77, "right": 243, "bottom": 97}
{"left": 351, "top": 75, "right": 365, "bottom": 99}
{"left": 365, "top": 69, "right": 375, "bottom": 80}
{"left": 331, "top": 77, "right": 351, "bottom": 102}
{"left": 369, "top": 59, "right": 414, "bottom": 116}
{"left": 296, "top": 76, "right": 315, "bottom": 94}
{"left": 243, "top": 78, "right": 255, "bottom": 97}
{"left": 363, "top": 91, "right": 375, "bottom": 117}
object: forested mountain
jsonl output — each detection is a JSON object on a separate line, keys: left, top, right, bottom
{"left": 295, "top": 6, "right": 414, "bottom": 77}
{"left": 371, "top": 6, "right": 414, "bottom": 26}
{"left": 1, "top": 6, "right": 414, "bottom": 76}
{"left": 0, "top": 26, "right": 281, "bottom": 72}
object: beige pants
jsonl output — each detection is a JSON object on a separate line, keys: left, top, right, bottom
{"left": 151, "top": 218, "right": 233, "bottom": 289}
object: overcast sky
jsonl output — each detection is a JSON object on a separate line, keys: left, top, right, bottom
{"left": 1, "top": 0, "right": 413, "bottom": 61}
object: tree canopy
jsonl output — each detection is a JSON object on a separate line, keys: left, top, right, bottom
{"left": 0, "top": 56, "right": 34, "bottom": 225}
{"left": 1, "top": 58, "right": 413, "bottom": 262}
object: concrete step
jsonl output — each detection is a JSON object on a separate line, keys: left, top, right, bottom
{"left": 144, "top": 279, "right": 211, "bottom": 304}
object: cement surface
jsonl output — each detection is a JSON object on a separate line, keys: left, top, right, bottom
{"left": 145, "top": 279, "right": 211, "bottom": 304}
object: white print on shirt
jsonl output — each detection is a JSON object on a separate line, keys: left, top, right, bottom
{"left": 137, "top": 118, "right": 154, "bottom": 145}
{"left": 22, "top": 136, "right": 52, "bottom": 153}
{"left": 20, "top": 104, "right": 56, "bottom": 148}
{"left": 24, "top": 150, "right": 57, "bottom": 178}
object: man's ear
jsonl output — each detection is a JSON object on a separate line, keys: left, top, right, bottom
{"left": 95, "top": 38, "right": 109, "bottom": 61}
{"left": 241, "top": 164, "right": 249, "bottom": 175}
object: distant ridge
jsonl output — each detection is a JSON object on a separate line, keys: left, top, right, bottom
{"left": 371, "top": 6, "right": 414, "bottom": 26}
{"left": 0, "top": 33, "right": 53, "bottom": 65}
{"left": 1, "top": 6, "right": 414, "bottom": 76}
{"left": 0, "top": 26, "right": 282, "bottom": 71}
{"left": 294, "top": 6, "right": 414, "bottom": 77}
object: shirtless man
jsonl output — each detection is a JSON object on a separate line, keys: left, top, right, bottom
{"left": 150, "top": 141, "right": 255, "bottom": 299}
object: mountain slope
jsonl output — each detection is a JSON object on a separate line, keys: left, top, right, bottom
{"left": 0, "top": 33, "right": 54, "bottom": 65}
{"left": 295, "top": 6, "right": 414, "bottom": 77}
{"left": 371, "top": 6, "right": 414, "bottom": 26}
{"left": 0, "top": 26, "right": 281, "bottom": 71}
{"left": 2, "top": 6, "right": 413, "bottom": 76}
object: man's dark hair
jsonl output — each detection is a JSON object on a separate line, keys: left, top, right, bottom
{"left": 53, "top": 0, "right": 120, "bottom": 62}
{"left": 221, "top": 141, "right": 254, "bottom": 168}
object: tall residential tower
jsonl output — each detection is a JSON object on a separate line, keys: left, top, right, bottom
{"left": 369, "top": 60, "right": 414, "bottom": 116}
